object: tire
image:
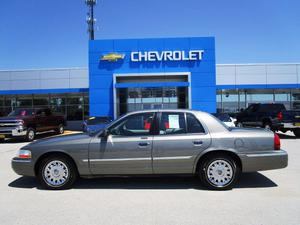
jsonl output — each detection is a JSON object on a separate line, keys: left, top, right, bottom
{"left": 236, "top": 122, "right": 243, "bottom": 127}
{"left": 55, "top": 124, "right": 64, "bottom": 135}
{"left": 198, "top": 153, "right": 240, "bottom": 190}
{"left": 25, "top": 128, "right": 36, "bottom": 142}
{"left": 0, "top": 138, "right": 4, "bottom": 143}
{"left": 37, "top": 155, "right": 78, "bottom": 190}
{"left": 293, "top": 129, "right": 300, "bottom": 138}
{"left": 263, "top": 122, "right": 272, "bottom": 130}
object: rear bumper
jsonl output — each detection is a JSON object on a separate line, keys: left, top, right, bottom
{"left": 11, "top": 158, "right": 35, "bottom": 177}
{"left": 239, "top": 150, "right": 288, "bottom": 172}
{"left": 282, "top": 123, "right": 300, "bottom": 129}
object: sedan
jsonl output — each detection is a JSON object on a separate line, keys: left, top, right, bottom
{"left": 12, "top": 109, "right": 288, "bottom": 190}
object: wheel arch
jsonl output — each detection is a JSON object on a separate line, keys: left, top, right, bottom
{"left": 194, "top": 150, "right": 242, "bottom": 174}
{"left": 34, "top": 151, "right": 79, "bottom": 176}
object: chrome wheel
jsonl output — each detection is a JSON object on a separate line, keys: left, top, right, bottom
{"left": 43, "top": 160, "right": 69, "bottom": 187}
{"left": 28, "top": 130, "right": 34, "bottom": 140}
{"left": 264, "top": 124, "right": 271, "bottom": 130}
{"left": 206, "top": 159, "right": 234, "bottom": 187}
{"left": 59, "top": 125, "right": 64, "bottom": 134}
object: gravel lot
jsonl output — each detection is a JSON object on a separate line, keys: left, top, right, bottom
{"left": 0, "top": 132, "right": 299, "bottom": 225}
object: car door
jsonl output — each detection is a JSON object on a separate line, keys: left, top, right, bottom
{"left": 242, "top": 104, "right": 259, "bottom": 127}
{"left": 88, "top": 112, "right": 155, "bottom": 175}
{"left": 152, "top": 112, "right": 211, "bottom": 174}
{"left": 35, "top": 109, "right": 49, "bottom": 132}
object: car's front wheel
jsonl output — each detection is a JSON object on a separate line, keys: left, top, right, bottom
{"left": 25, "top": 128, "right": 36, "bottom": 142}
{"left": 37, "top": 155, "right": 78, "bottom": 190}
{"left": 55, "top": 124, "right": 64, "bottom": 135}
{"left": 198, "top": 153, "right": 240, "bottom": 190}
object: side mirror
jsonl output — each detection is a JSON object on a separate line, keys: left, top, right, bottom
{"left": 99, "top": 129, "right": 109, "bottom": 138}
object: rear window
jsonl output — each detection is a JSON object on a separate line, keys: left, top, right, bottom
{"left": 259, "top": 104, "right": 285, "bottom": 112}
{"left": 213, "top": 113, "right": 231, "bottom": 122}
{"left": 186, "top": 113, "right": 205, "bottom": 133}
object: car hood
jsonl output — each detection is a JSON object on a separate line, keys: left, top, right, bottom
{"left": 22, "top": 133, "right": 91, "bottom": 149}
{"left": 0, "top": 116, "right": 24, "bottom": 121}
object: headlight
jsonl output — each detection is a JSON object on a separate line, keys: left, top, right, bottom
{"left": 17, "top": 120, "right": 24, "bottom": 126}
{"left": 18, "top": 150, "right": 31, "bottom": 159}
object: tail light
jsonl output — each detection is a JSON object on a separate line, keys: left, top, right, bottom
{"left": 274, "top": 133, "right": 281, "bottom": 150}
{"left": 277, "top": 112, "right": 283, "bottom": 121}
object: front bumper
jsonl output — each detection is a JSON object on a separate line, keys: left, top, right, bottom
{"left": 239, "top": 150, "right": 288, "bottom": 172}
{"left": 0, "top": 127, "right": 27, "bottom": 138}
{"left": 11, "top": 158, "right": 35, "bottom": 177}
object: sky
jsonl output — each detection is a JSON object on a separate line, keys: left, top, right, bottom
{"left": 0, "top": 0, "right": 300, "bottom": 70}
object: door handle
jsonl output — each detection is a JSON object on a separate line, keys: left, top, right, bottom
{"left": 193, "top": 140, "right": 203, "bottom": 146}
{"left": 138, "top": 142, "right": 150, "bottom": 147}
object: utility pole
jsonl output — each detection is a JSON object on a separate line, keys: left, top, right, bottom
{"left": 85, "top": 0, "right": 97, "bottom": 40}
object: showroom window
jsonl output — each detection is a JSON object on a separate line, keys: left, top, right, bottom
{"left": 216, "top": 89, "right": 297, "bottom": 113}
{"left": 0, "top": 92, "right": 88, "bottom": 120}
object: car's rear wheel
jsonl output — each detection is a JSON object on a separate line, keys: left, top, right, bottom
{"left": 236, "top": 122, "right": 243, "bottom": 127}
{"left": 25, "top": 128, "right": 36, "bottom": 142}
{"left": 198, "top": 153, "right": 240, "bottom": 190}
{"left": 55, "top": 124, "right": 64, "bottom": 135}
{"left": 37, "top": 155, "right": 78, "bottom": 190}
{"left": 263, "top": 122, "right": 272, "bottom": 130}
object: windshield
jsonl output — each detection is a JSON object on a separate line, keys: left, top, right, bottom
{"left": 8, "top": 109, "right": 35, "bottom": 117}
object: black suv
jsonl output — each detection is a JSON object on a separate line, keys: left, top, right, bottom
{"left": 235, "top": 103, "right": 300, "bottom": 137}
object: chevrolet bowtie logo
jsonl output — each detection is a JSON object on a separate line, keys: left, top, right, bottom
{"left": 100, "top": 53, "right": 125, "bottom": 62}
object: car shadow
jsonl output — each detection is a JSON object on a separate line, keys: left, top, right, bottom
{"left": 8, "top": 172, "right": 277, "bottom": 190}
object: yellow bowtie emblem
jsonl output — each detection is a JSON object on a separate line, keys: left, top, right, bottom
{"left": 101, "top": 53, "right": 125, "bottom": 62}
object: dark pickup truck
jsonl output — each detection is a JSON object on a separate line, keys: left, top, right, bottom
{"left": 235, "top": 103, "right": 300, "bottom": 137}
{"left": 0, "top": 108, "right": 66, "bottom": 142}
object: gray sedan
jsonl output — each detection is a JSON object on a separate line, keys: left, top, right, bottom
{"left": 11, "top": 109, "right": 288, "bottom": 190}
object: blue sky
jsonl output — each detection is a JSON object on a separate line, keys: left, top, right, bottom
{"left": 0, "top": 0, "right": 299, "bottom": 69}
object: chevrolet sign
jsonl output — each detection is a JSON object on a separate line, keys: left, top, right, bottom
{"left": 131, "top": 50, "right": 204, "bottom": 62}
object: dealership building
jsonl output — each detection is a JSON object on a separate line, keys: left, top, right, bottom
{"left": 0, "top": 37, "right": 300, "bottom": 124}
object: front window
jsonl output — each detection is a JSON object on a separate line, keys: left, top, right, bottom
{"left": 109, "top": 113, "right": 154, "bottom": 136}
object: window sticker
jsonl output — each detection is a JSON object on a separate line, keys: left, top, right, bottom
{"left": 168, "top": 115, "right": 180, "bottom": 129}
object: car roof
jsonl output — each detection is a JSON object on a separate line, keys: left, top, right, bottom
{"left": 125, "top": 109, "right": 203, "bottom": 116}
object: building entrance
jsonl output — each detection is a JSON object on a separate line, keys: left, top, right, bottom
{"left": 114, "top": 73, "right": 190, "bottom": 117}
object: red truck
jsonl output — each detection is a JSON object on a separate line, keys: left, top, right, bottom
{"left": 0, "top": 108, "right": 66, "bottom": 142}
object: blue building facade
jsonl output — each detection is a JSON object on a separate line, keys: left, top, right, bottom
{"left": 89, "top": 37, "right": 216, "bottom": 118}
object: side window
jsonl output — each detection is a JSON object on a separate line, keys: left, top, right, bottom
{"left": 110, "top": 113, "right": 154, "bottom": 136}
{"left": 36, "top": 109, "right": 45, "bottom": 116}
{"left": 186, "top": 113, "right": 205, "bottom": 134}
{"left": 159, "top": 112, "right": 186, "bottom": 135}
{"left": 45, "top": 108, "right": 51, "bottom": 116}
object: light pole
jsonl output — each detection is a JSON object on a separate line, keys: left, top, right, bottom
{"left": 85, "top": 0, "right": 97, "bottom": 40}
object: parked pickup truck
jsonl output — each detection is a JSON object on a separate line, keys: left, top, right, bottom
{"left": 0, "top": 108, "right": 66, "bottom": 142}
{"left": 235, "top": 103, "right": 300, "bottom": 137}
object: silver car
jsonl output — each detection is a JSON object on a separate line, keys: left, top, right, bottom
{"left": 11, "top": 109, "right": 288, "bottom": 190}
